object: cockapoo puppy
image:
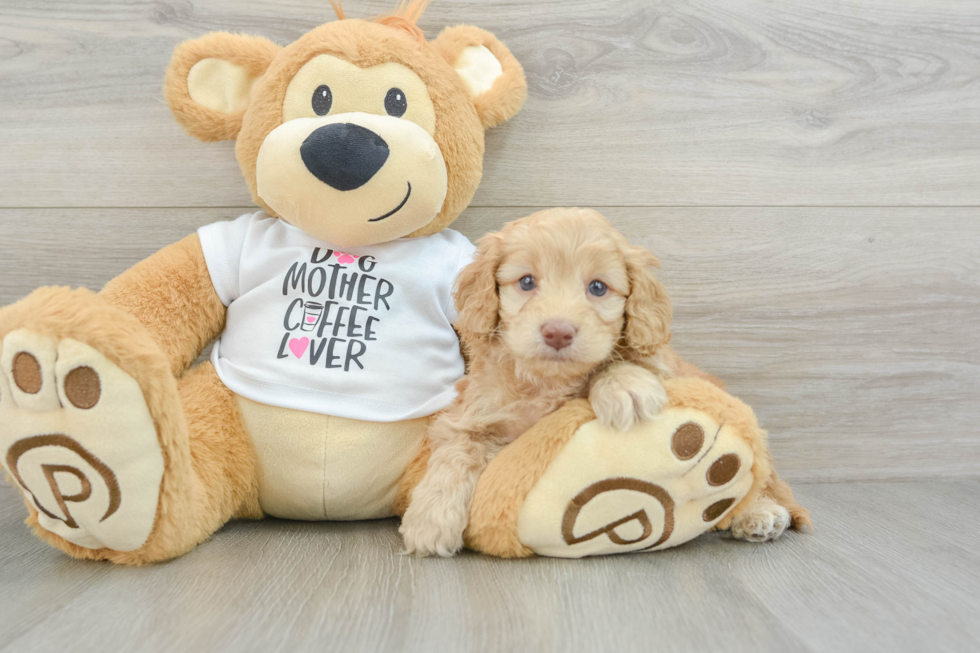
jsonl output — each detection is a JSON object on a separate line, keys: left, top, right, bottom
{"left": 400, "top": 208, "right": 804, "bottom": 557}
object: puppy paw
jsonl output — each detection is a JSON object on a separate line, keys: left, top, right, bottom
{"left": 730, "top": 499, "right": 791, "bottom": 543}
{"left": 589, "top": 364, "right": 667, "bottom": 431}
{"left": 399, "top": 508, "right": 466, "bottom": 557}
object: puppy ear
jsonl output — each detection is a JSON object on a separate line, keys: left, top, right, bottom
{"left": 624, "top": 246, "right": 673, "bottom": 356}
{"left": 431, "top": 25, "right": 527, "bottom": 129}
{"left": 164, "top": 32, "right": 281, "bottom": 142}
{"left": 454, "top": 233, "right": 504, "bottom": 343}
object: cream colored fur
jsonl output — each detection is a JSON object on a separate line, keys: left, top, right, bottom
{"left": 729, "top": 497, "right": 791, "bottom": 542}
{"left": 403, "top": 208, "right": 811, "bottom": 557}
{"left": 186, "top": 58, "right": 256, "bottom": 114}
{"left": 589, "top": 361, "right": 668, "bottom": 432}
{"left": 401, "top": 208, "right": 675, "bottom": 556}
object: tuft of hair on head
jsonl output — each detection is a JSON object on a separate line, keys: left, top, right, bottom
{"left": 330, "top": 0, "right": 431, "bottom": 45}
{"left": 330, "top": 0, "right": 432, "bottom": 46}
{"left": 376, "top": 0, "right": 432, "bottom": 46}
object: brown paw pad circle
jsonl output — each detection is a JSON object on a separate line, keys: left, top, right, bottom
{"left": 672, "top": 422, "right": 741, "bottom": 523}
{"left": 707, "top": 453, "right": 740, "bottom": 486}
{"left": 13, "top": 352, "right": 42, "bottom": 394}
{"left": 670, "top": 422, "right": 704, "bottom": 460}
{"left": 702, "top": 498, "right": 736, "bottom": 522}
{"left": 64, "top": 366, "right": 101, "bottom": 409}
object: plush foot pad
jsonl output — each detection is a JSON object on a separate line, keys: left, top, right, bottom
{"left": 516, "top": 406, "right": 755, "bottom": 558}
{"left": 0, "top": 329, "right": 164, "bottom": 551}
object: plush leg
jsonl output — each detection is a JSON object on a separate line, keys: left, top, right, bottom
{"left": 0, "top": 288, "right": 259, "bottom": 564}
{"left": 659, "top": 347, "right": 812, "bottom": 539}
{"left": 464, "top": 377, "right": 803, "bottom": 558}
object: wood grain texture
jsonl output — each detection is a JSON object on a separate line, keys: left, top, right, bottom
{"left": 2, "top": 207, "right": 977, "bottom": 482}
{"left": 1, "top": 480, "right": 977, "bottom": 652}
{"left": 2, "top": 0, "right": 980, "bottom": 207}
{"left": 2, "top": 1, "right": 978, "bottom": 648}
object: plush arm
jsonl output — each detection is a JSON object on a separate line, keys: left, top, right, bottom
{"left": 100, "top": 234, "right": 226, "bottom": 377}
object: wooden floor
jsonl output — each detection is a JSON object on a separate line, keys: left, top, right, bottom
{"left": 2, "top": 480, "right": 978, "bottom": 652}
{"left": 1, "top": 0, "right": 978, "bottom": 651}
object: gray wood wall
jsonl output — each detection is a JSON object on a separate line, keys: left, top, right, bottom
{"left": 1, "top": 0, "right": 978, "bottom": 482}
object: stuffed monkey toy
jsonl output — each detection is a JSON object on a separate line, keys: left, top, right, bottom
{"left": 0, "top": 1, "right": 808, "bottom": 563}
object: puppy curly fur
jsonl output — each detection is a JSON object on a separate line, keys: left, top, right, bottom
{"left": 400, "top": 208, "right": 810, "bottom": 556}
{"left": 403, "top": 208, "right": 671, "bottom": 556}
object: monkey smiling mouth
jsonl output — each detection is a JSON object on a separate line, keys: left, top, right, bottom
{"left": 368, "top": 181, "right": 412, "bottom": 222}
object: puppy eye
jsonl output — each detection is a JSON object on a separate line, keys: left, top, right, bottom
{"left": 588, "top": 280, "right": 608, "bottom": 297}
{"left": 312, "top": 85, "right": 333, "bottom": 116}
{"left": 385, "top": 88, "right": 407, "bottom": 117}
{"left": 519, "top": 275, "right": 536, "bottom": 291}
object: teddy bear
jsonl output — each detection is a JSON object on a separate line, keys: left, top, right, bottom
{"left": 0, "top": 1, "right": 809, "bottom": 564}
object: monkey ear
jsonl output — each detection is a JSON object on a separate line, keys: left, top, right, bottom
{"left": 431, "top": 26, "right": 527, "bottom": 129}
{"left": 453, "top": 232, "right": 504, "bottom": 344}
{"left": 623, "top": 246, "right": 673, "bottom": 357}
{"left": 164, "top": 32, "right": 281, "bottom": 142}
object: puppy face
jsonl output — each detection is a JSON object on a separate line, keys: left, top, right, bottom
{"left": 496, "top": 225, "right": 628, "bottom": 366}
{"left": 455, "top": 208, "right": 673, "bottom": 375}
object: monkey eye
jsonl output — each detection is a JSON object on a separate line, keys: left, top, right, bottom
{"left": 384, "top": 88, "right": 407, "bottom": 117}
{"left": 588, "top": 280, "right": 608, "bottom": 297}
{"left": 518, "top": 275, "right": 536, "bottom": 291}
{"left": 312, "top": 85, "right": 333, "bottom": 116}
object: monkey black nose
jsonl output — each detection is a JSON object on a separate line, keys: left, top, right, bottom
{"left": 541, "top": 320, "right": 577, "bottom": 351}
{"left": 300, "top": 123, "right": 390, "bottom": 191}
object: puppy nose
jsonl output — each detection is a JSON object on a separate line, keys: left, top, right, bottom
{"left": 301, "top": 123, "right": 390, "bottom": 191}
{"left": 541, "top": 320, "right": 577, "bottom": 350}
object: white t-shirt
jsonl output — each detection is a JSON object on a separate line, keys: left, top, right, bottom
{"left": 198, "top": 212, "right": 475, "bottom": 422}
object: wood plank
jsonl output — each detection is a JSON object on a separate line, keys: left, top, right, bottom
{"left": 724, "top": 481, "right": 980, "bottom": 652}
{"left": 2, "top": 0, "right": 980, "bottom": 208}
{"left": 0, "top": 487, "right": 805, "bottom": 653}
{"left": 1, "top": 481, "right": 977, "bottom": 652}
{"left": 0, "top": 207, "right": 977, "bottom": 483}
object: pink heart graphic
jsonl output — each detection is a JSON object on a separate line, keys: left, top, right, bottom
{"left": 306, "top": 316, "right": 317, "bottom": 323}
{"left": 289, "top": 337, "right": 309, "bottom": 358}
{"left": 335, "top": 252, "right": 360, "bottom": 264}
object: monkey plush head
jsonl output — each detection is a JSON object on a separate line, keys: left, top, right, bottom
{"left": 164, "top": 0, "right": 526, "bottom": 247}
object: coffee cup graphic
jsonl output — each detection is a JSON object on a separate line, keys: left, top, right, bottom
{"left": 300, "top": 301, "right": 323, "bottom": 332}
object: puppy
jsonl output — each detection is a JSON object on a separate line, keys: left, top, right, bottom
{"left": 400, "top": 208, "right": 803, "bottom": 557}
